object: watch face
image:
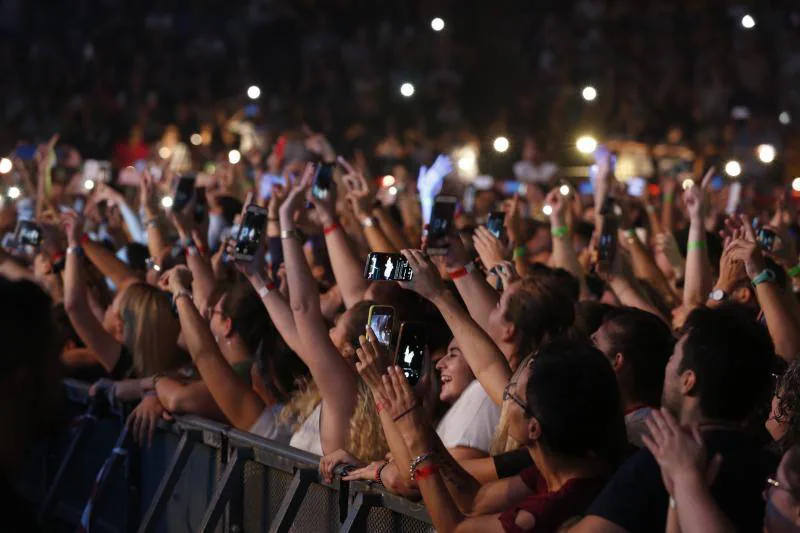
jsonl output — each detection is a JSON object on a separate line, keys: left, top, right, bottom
{"left": 710, "top": 289, "right": 725, "bottom": 301}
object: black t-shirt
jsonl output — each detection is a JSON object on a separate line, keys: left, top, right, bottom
{"left": 494, "top": 447, "right": 535, "bottom": 479}
{"left": 587, "top": 429, "right": 777, "bottom": 533}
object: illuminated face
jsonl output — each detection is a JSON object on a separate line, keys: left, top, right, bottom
{"left": 435, "top": 339, "right": 474, "bottom": 403}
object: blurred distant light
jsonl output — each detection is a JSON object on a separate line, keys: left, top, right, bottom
{"left": 381, "top": 175, "right": 396, "bottom": 187}
{"left": 158, "top": 146, "right": 171, "bottom": 159}
{"left": 431, "top": 17, "right": 445, "bottom": 32}
{"left": 741, "top": 14, "right": 756, "bottom": 29}
{"left": 389, "top": 186, "right": 398, "bottom": 195}
{"left": 792, "top": 177, "right": 800, "bottom": 192}
{"left": 190, "top": 133, "right": 202, "bottom": 146}
{"left": 161, "top": 196, "right": 173, "bottom": 209}
{"left": 582, "top": 86, "right": 597, "bottom": 102}
{"left": 493, "top": 136, "right": 510, "bottom": 153}
{"left": 780, "top": 111, "right": 791, "bottom": 125}
{"left": 7, "top": 186, "right": 20, "bottom": 199}
{"left": 400, "top": 82, "right": 415, "bottom": 97}
{"left": 542, "top": 204, "right": 553, "bottom": 216}
{"left": 457, "top": 151, "right": 476, "bottom": 172}
{"left": 559, "top": 184, "right": 570, "bottom": 196}
{"left": 84, "top": 179, "right": 95, "bottom": 191}
{"left": 682, "top": 178, "right": 695, "bottom": 190}
{"left": 228, "top": 149, "right": 241, "bottom": 165}
{"left": 0, "top": 158, "right": 11, "bottom": 174}
{"left": 576, "top": 135, "right": 598, "bottom": 154}
{"left": 725, "top": 160, "right": 742, "bottom": 177}
{"left": 247, "top": 85, "right": 261, "bottom": 100}
{"left": 757, "top": 144, "right": 776, "bottom": 164}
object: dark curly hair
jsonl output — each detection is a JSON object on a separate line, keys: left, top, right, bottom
{"left": 776, "top": 360, "right": 800, "bottom": 452}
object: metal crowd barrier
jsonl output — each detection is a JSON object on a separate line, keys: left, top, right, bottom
{"left": 20, "top": 379, "right": 434, "bottom": 533}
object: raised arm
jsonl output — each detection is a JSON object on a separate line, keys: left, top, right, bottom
{"left": 60, "top": 211, "right": 122, "bottom": 373}
{"left": 402, "top": 250, "right": 511, "bottom": 405}
{"left": 169, "top": 199, "right": 215, "bottom": 313}
{"left": 82, "top": 239, "right": 140, "bottom": 289}
{"left": 309, "top": 168, "right": 370, "bottom": 308}
{"left": 682, "top": 169, "right": 715, "bottom": 307}
{"left": 544, "top": 189, "right": 591, "bottom": 299}
{"left": 140, "top": 171, "right": 169, "bottom": 259}
{"left": 727, "top": 223, "right": 800, "bottom": 362}
{"left": 163, "top": 266, "right": 267, "bottom": 430}
{"left": 378, "top": 367, "right": 507, "bottom": 533}
{"left": 279, "top": 165, "right": 358, "bottom": 454}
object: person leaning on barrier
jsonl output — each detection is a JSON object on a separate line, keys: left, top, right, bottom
{"left": 0, "top": 276, "right": 64, "bottom": 532}
{"left": 365, "top": 339, "right": 627, "bottom": 533}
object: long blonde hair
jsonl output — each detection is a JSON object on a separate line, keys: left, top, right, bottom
{"left": 281, "top": 379, "right": 388, "bottom": 461}
{"left": 490, "top": 353, "right": 534, "bottom": 454}
{"left": 119, "top": 283, "right": 182, "bottom": 376}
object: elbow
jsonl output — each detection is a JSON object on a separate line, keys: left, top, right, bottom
{"left": 289, "top": 298, "right": 317, "bottom": 316}
{"left": 159, "top": 394, "right": 184, "bottom": 414}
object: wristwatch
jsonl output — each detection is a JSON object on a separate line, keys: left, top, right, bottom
{"left": 708, "top": 288, "right": 727, "bottom": 302}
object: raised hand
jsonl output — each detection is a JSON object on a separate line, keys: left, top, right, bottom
{"left": 60, "top": 209, "right": 85, "bottom": 247}
{"left": 504, "top": 194, "right": 525, "bottom": 245}
{"left": 723, "top": 216, "right": 766, "bottom": 280}
{"left": 472, "top": 226, "right": 507, "bottom": 271}
{"left": 278, "top": 163, "right": 314, "bottom": 228}
{"left": 355, "top": 328, "right": 392, "bottom": 396}
{"left": 682, "top": 167, "right": 715, "bottom": 222}
{"left": 544, "top": 188, "right": 567, "bottom": 226}
{"left": 417, "top": 154, "right": 452, "bottom": 200}
{"left": 399, "top": 249, "right": 447, "bottom": 301}
{"left": 160, "top": 265, "right": 193, "bottom": 296}
{"left": 641, "top": 408, "right": 722, "bottom": 497}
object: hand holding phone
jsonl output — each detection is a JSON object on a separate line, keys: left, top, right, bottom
{"left": 312, "top": 163, "right": 335, "bottom": 202}
{"left": 487, "top": 211, "right": 506, "bottom": 239}
{"left": 234, "top": 205, "right": 268, "bottom": 262}
{"left": 14, "top": 220, "right": 42, "bottom": 248}
{"left": 367, "top": 305, "right": 395, "bottom": 348}
{"left": 426, "top": 195, "right": 458, "bottom": 255}
{"left": 363, "top": 252, "right": 414, "bottom": 281}
{"left": 172, "top": 175, "right": 196, "bottom": 212}
{"left": 395, "top": 322, "right": 428, "bottom": 387}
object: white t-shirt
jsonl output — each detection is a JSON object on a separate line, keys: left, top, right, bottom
{"left": 513, "top": 160, "right": 559, "bottom": 184}
{"left": 288, "top": 402, "right": 323, "bottom": 456}
{"left": 436, "top": 379, "right": 501, "bottom": 453}
{"left": 248, "top": 404, "right": 293, "bottom": 444}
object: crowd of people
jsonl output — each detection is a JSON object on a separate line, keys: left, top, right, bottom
{"left": 3, "top": 1, "right": 800, "bottom": 533}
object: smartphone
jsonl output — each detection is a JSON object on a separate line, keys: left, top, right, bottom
{"left": 367, "top": 305, "right": 395, "bottom": 348}
{"left": 757, "top": 227, "right": 778, "bottom": 252}
{"left": 578, "top": 181, "right": 593, "bottom": 196}
{"left": 312, "top": 163, "right": 335, "bottom": 201}
{"left": 193, "top": 187, "right": 207, "bottom": 224}
{"left": 487, "top": 211, "right": 506, "bottom": 239}
{"left": 426, "top": 195, "right": 458, "bottom": 255}
{"left": 14, "top": 220, "right": 42, "bottom": 248}
{"left": 73, "top": 196, "right": 87, "bottom": 214}
{"left": 363, "top": 252, "right": 414, "bottom": 281}
{"left": 1, "top": 232, "right": 16, "bottom": 249}
{"left": 82, "top": 160, "right": 112, "bottom": 183}
{"left": 598, "top": 215, "right": 618, "bottom": 265}
{"left": 172, "top": 175, "right": 196, "bottom": 211}
{"left": 501, "top": 181, "right": 528, "bottom": 196}
{"left": 395, "top": 322, "right": 428, "bottom": 387}
{"left": 627, "top": 177, "right": 646, "bottom": 197}
{"left": 234, "top": 205, "right": 268, "bottom": 261}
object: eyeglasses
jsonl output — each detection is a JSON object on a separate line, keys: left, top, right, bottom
{"left": 503, "top": 381, "right": 533, "bottom": 417}
{"left": 764, "top": 476, "right": 797, "bottom": 501}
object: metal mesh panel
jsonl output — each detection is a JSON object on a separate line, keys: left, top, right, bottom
{"left": 265, "top": 467, "right": 294, "bottom": 523}
{"left": 287, "top": 479, "right": 339, "bottom": 533}
{"left": 242, "top": 460, "right": 268, "bottom": 531}
{"left": 365, "top": 505, "right": 436, "bottom": 533}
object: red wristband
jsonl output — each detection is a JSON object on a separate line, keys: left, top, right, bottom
{"left": 51, "top": 252, "right": 65, "bottom": 264}
{"left": 324, "top": 222, "right": 341, "bottom": 236}
{"left": 80, "top": 234, "right": 90, "bottom": 245}
{"left": 375, "top": 401, "right": 384, "bottom": 414}
{"left": 414, "top": 464, "right": 439, "bottom": 480}
{"left": 447, "top": 263, "right": 475, "bottom": 280}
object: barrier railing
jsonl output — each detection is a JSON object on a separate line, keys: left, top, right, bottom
{"left": 22, "top": 380, "right": 434, "bottom": 533}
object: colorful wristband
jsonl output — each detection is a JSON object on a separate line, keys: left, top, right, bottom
{"left": 687, "top": 240, "right": 706, "bottom": 251}
{"left": 447, "top": 262, "right": 476, "bottom": 280}
{"left": 414, "top": 464, "right": 440, "bottom": 481}
{"left": 788, "top": 264, "right": 800, "bottom": 278}
{"left": 752, "top": 269, "right": 776, "bottom": 287}
{"left": 513, "top": 246, "right": 527, "bottom": 259}
{"left": 551, "top": 226, "right": 569, "bottom": 238}
{"left": 663, "top": 193, "right": 675, "bottom": 203}
{"left": 323, "top": 222, "right": 341, "bottom": 236}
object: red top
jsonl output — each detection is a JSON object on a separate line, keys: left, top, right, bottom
{"left": 498, "top": 466, "right": 607, "bottom": 533}
{"left": 113, "top": 141, "right": 150, "bottom": 169}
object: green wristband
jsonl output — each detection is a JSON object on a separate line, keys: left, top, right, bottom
{"left": 551, "top": 226, "right": 569, "bottom": 238}
{"left": 663, "top": 192, "right": 675, "bottom": 203}
{"left": 513, "top": 246, "right": 527, "bottom": 259}
{"left": 788, "top": 264, "right": 800, "bottom": 278}
{"left": 687, "top": 240, "right": 706, "bottom": 251}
